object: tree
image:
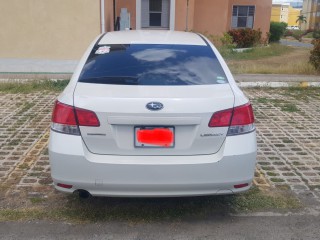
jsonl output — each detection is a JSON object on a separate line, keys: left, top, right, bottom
{"left": 296, "top": 15, "right": 307, "bottom": 29}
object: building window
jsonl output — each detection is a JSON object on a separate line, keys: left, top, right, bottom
{"left": 232, "top": 6, "right": 255, "bottom": 29}
{"left": 149, "top": 0, "right": 162, "bottom": 26}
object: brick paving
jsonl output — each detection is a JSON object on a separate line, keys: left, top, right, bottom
{"left": 0, "top": 87, "right": 320, "bottom": 207}
{"left": 246, "top": 87, "right": 320, "bottom": 202}
{"left": 0, "top": 92, "right": 57, "bottom": 202}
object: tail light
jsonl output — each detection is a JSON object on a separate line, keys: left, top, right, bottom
{"left": 51, "top": 101, "right": 100, "bottom": 135}
{"left": 209, "top": 103, "right": 255, "bottom": 136}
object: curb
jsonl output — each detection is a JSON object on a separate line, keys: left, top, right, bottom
{"left": 237, "top": 81, "right": 320, "bottom": 88}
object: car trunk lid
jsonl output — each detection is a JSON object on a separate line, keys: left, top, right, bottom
{"left": 73, "top": 83, "right": 234, "bottom": 156}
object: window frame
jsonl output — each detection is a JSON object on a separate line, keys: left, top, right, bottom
{"left": 231, "top": 5, "right": 256, "bottom": 29}
{"left": 149, "top": 0, "right": 163, "bottom": 27}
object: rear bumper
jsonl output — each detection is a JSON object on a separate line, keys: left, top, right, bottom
{"left": 49, "top": 131, "right": 257, "bottom": 197}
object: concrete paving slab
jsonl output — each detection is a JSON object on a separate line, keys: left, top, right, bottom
{"left": 0, "top": 87, "right": 319, "bottom": 211}
{"left": 235, "top": 74, "right": 320, "bottom": 83}
{"left": 0, "top": 58, "right": 78, "bottom": 73}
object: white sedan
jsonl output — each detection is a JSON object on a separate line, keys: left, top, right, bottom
{"left": 49, "top": 30, "right": 256, "bottom": 198}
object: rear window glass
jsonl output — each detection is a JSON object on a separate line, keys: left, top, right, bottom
{"left": 78, "top": 44, "right": 228, "bottom": 85}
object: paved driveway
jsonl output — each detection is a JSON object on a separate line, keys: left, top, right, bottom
{"left": 0, "top": 87, "right": 320, "bottom": 208}
{"left": 280, "top": 39, "right": 314, "bottom": 48}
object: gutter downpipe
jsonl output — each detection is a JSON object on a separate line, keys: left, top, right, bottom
{"left": 113, "top": 0, "right": 116, "bottom": 30}
{"left": 100, "top": 0, "right": 106, "bottom": 33}
{"left": 185, "top": 0, "right": 189, "bottom": 31}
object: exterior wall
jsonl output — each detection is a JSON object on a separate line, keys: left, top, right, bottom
{"left": 111, "top": 0, "right": 272, "bottom": 36}
{"left": 271, "top": 4, "right": 300, "bottom": 27}
{"left": 0, "top": 0, "right": 101, "bottom": 60}
{"left": 271, "top": 5, "right": 281, "bottom": 22}
{"left": 301, "top": 0, "right": 310, "bottom": 30}
{"left": 301, "top": 0, "right": 320, "bottom": 30}
{"left": 192, "top": 0, "right": 271, "bottom": 37}
{"left": 0, "top": 0, "right": 274, "bottom": 60}
{"left": 281, "top": 5, "right": 289, "bottom": 23}
{"left": 105, "top": 0, "right": 115, "bottom": 32}
{"left": 288, "top": 6, "right": 301, "bottom": 26}
{"left": 227, "top": 0, "right": 272, "bottom": 36}
{"left": 317, "top": 2, "right": 320, "bottom": 30}
{"left": 193, "top": 0, "right": 230, "bottom": 36}
{"left": 174, "top": 0, "right": 195, "bottom": 31}
{"left": 115, "top": 0, "right": 137, "bottom": 29}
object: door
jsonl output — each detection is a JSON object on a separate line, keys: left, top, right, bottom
{"left": 141, "top": 0, "right": 170, "bottom": 28}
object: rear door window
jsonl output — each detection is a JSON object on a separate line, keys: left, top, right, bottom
{"left": 79, "top": 44, "right": 228, "bottom": 85}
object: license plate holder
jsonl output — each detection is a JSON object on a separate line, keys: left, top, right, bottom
{"left": 134, "top": 126, "right": 175, "bottom": 148}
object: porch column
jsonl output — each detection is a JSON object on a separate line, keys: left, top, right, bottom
{"left": 169, "top": 0, "right": 175, "bottom": 30}
{"left": 136, "top": 0, "right": 141, "bottom": 29}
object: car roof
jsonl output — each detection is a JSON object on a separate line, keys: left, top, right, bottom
{"left": 98, "top": 30, "right": 207, "bottom": 46}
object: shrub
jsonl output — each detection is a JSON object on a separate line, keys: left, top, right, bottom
{"left": 203, "top": 33, "right": 222, "bottom": 47}
{"left": 310, "top": 39, "right": 320, "bottom": 72}
{"left": 269, "top": 22, "right": 287, "bottom": 42}
{"left": 227, "top": 28, "right": 262, "bottom": 48}
{"left": 313, "top": 30, "right": 320, "bottom": 39}
{"left": 284, "top": 30, "right": 293, "bottom": 37}
{"left": 292, "top": 30, "right": 304, "bottom": 41}
{"left": 220, "top": 33, "right": 235, "bottom": 48}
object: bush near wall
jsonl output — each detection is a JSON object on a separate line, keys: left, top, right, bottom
{"left": 227, "top": 29, "right": 262, "bottom": 48}
{"left": 313, "top": 30, "right": 320, "bottom": 39}
{"left": 310, "top": 39, "right": 320, "bottom": 72}
{"left": 269, "top": 22, "right": 287, "bottom": 42}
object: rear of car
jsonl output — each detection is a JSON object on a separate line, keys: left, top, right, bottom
{"left": 49, "top": 31, "right": 256, "bottom": 197}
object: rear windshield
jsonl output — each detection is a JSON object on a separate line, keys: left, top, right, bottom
{"left": 78, "top": 44, "right": 228, "bottom": 85}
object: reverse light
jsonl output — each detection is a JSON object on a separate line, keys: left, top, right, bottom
{"left": 51, "top": 101, "right": 100, "bottom": 135}
{"left": 209, "top": 103, "right": 255, "bottom": 136}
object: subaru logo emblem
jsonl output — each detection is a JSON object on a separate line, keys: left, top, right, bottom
{"left": 146, "top": 102, "right": 163, "bottom": 111}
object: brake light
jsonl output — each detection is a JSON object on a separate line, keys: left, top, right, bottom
{"left": 209, "top": 103, "right": 255, "bottom": 135}
{"left": 52, "top": 101, "right": 77, "bottom": 125}
{"left": 230, "top": 103, "right": 254, "bottom": 126}
{"left": 51, "top": 101, "right": 100, "bottom": 135}
{"left": 75, "top": 108, "right": 100, "bottom": 127}
{"left": 208, "top": 109, "right": 233, "bottom": 127}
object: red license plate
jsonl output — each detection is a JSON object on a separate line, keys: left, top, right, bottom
{"left": 134, "top": 127, "right": 175, "bottom": 148}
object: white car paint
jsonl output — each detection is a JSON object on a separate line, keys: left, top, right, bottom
{"left": 49, "top": 30, "right": 257, "bottom": 197}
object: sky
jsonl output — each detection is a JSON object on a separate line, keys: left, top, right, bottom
{"left": 272, "top": 0, "right": 302, "bottom": 3}
{"left": 272, "top": 0, "right": 303, "bottom": 8}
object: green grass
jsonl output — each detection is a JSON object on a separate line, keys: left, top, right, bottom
{"left": 257, "top": 97, "right": 268, "bottom": 103}
{"left": 7, "top": 139, "right": 21, "bottom": 146}
{"left": 303, "top": 32, "right": 314, "bottom": 38}
{"left": 18, "top": 163, "right": 29, "bottom": 170}
{"left": 285, "top": 87, "right": 320, "bottom": 100}
{"left": 220, "top": 44, "right": 291, "bottom": 61}
{"left": 224, "top": 45, "right": 319, "bottom": 75}
{"left": 270, "top": 178, "right": 285, "bottom": 183}
{"left": 30, "top": 197, "right": 46, "bottom": 204}
{"left": 267, "top": 172, "right": 278, "bottom": 177}
{"left": 281, "top": 104, "right": 299, "bottom": 112}
{"left": 0, "top": 187, "right": 301, "bottom": 223}
{"left": 0, "top": 80, "right": 69, "bottom": 93}
{"left": 17, "top": 102, "right": 35, "bottom": 114}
